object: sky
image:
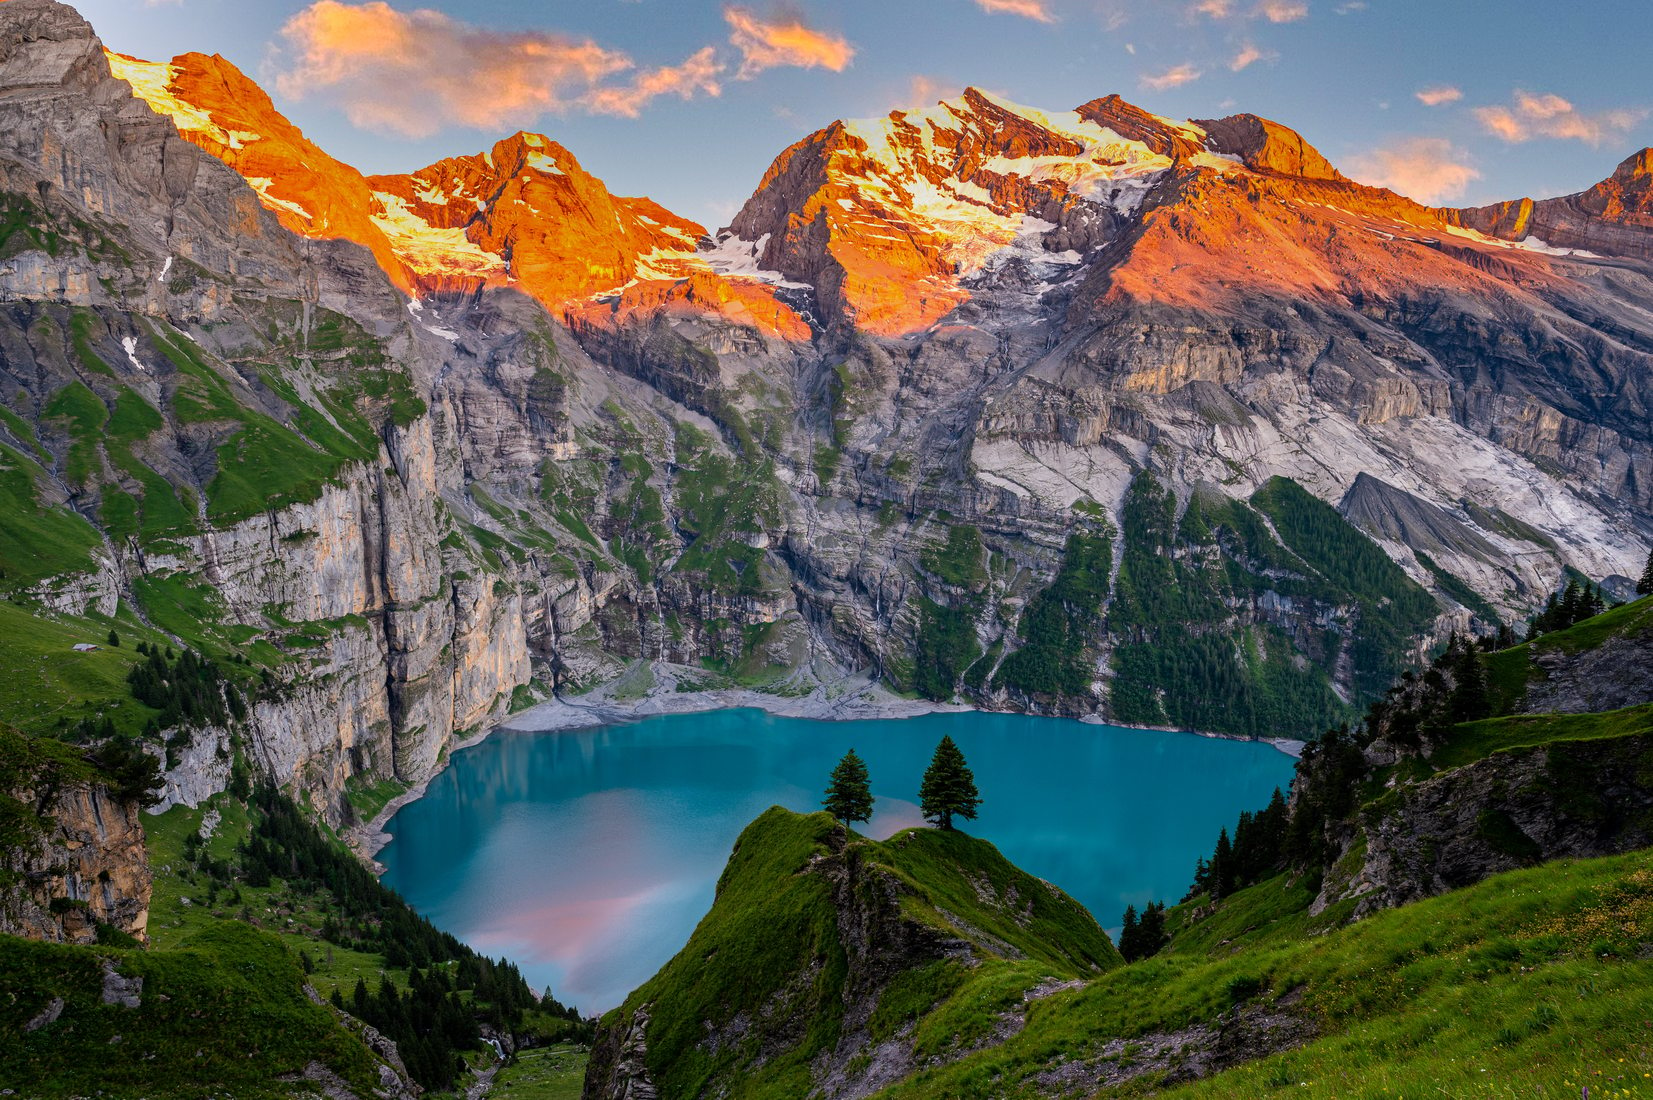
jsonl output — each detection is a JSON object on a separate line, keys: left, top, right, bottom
{"left": 74, "top": 0, "right": 1653, "bottom": 228}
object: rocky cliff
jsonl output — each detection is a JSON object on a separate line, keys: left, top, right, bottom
{"left": 0, "top": 724, "right": 150, "bottom": 945}
{"left": 1444, "top": 147, "right": 1653, "bottom": 262}
{"left": 1321, "top": 727, "right": 1653, "bottom": 917}
{"left": 0, "top": 779, "right": 151, "bottom": 945}
{"left": 3, "top": 0, "right": 1653, "bottom": 836}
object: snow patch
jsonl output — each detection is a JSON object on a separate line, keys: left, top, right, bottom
{"left": 156, "top": 256, "right": 172, "bottom": 284}
{"left": 1516, "top": 235, "right": 1600, "bottom": 259}
{"left": 699, "top": 234, "right": 812, "bottom": 289}
{"left": 245, "top": 178, "right": 314, "bottom": 223}
{"left": 370, "top": 191, "right": 506, "bottom": 279}
{"left": 526, "top": 151, "right": 566, "bottom": 176}
{"left": 120, "top": 336, "right": 146, "bottom": 372}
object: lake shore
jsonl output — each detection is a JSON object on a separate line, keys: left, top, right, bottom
{"left": 351, "top": 659, "right": 1305, "bottom": 862}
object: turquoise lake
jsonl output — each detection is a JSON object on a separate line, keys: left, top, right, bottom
{"left": 378, "top": 709, "right": 1296, "bottom": 1014}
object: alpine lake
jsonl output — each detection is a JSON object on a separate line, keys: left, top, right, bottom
{"left": 379, "top": 708, "right": 1296, "bottom": 1014}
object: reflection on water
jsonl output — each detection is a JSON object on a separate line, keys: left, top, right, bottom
{"left": 379, "top": 709, "right": 1294, "bottom": 1014}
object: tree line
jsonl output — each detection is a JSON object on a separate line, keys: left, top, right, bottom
{"left": 1113, "top": 565, "right": 1651, "bottom": 964}
{"left": 231, "top": 784, "right": 585, "bottom": 1090}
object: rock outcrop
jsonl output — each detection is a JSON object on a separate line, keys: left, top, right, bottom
{"left": 583, "top": 808, "right": 1117, "bottom": 1100}
{"left": 0, "top": 775, "right": 151, "bottom": 945}
{"left": 1319, "top": 732, "right": 1653, "bottom": 917}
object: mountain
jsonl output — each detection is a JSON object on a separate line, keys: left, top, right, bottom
{"left": 3, "top": 0, "right": 1653, "bottom": 1094}
{"left": 585, "top": 595, "right": 1653, "bottom": 1099}
{"left": 6, "top": 0, "right": 1648, "bottom": 766}
{"left": 101, "top": 49, "right": 418, "bottom": 295}
{"left": 1445, "top": 146, "right": 1653, "bottom": 262}
{"left": 109, "top": 48, "right": 811, "bottom": 342}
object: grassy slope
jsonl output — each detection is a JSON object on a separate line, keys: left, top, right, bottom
{"left": 12, "top": 764, "right": 580, "bottom": 1095}
{"left": 607, "top": 808, "right": 1119, "bottom": 1099}
{"left": 1, "top": 921, "right": 384, "bottom": 1099}
{"left": 876, "top": 849, "right": 1653, "bottom": 1099}
{"left": 1484, "top": 595, "right": 1653, "bottom": 714}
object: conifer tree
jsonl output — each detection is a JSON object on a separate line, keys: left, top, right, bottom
{"left": 1447, "top": 639, "right": 1490, "bottom": 723}
{"left": 1118, "top": 904, "right": 1141, "bottom": 961}
{"left": 1210, "top": 828, "right": 1235, "bottom": 899}
{"left": 919, "top": 735, "right": 981, "bottom": 830}
{"left": 822, "top": 748, "right": 874, "bottom": 827}
{"left": 1138, "top": 901, "right": 1167, "bottom": 958}
{"left": 1641, "top": 549, "right": 1653, "bottom": 596}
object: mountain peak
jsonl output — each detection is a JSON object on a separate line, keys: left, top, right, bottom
{"left": 1074, "top": 93, "right": 1207, "bottom": 159}
{"left": 1611, "top": 147, "right": 1653, "bottom": 186}
{"left": 1194, "top": 112, "right": 1345, "bottom": 181}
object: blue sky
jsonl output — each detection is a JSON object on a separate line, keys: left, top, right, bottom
{"left": 78, "top": 0, "right": 1653, "bottom": 227}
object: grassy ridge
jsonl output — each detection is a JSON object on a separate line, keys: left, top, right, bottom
{"left": 876, "top": 849, "right": 1653, "bottom": 1099}
{"left": 607, "top": 808, "right": 1119, "bottom": 1099}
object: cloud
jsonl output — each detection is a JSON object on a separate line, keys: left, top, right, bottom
{"left": 1140, "top": 63, "right": 1203, "bottom": 91}
{"left": 974, "top": 0, "right": 1057, "bottom": 21}
{"left": 1190, "top": 0, "right": 1232, "bottom": 16}
{"left": 1334, "top": 0, "right": 1365, "bottom": 11}
{"left": 723, "top": 6, "right": 855, "bottom": 79}
{"left": 1472, "top": 89, "right": 1646, "bottom": 146}
{"left": 907, "top": 74, "right": 963, "bottom": 106}
{"left": 1228, "top": 42, "right": 1276, "bottom": 71}
{"left": 582, "top": 47, "right": 724, "bottom": 118}
{"left": 1415, "top": 85, "right": 1462, "bottom": 107}
{"left": 1255, "top": 0, "right": 1308, "bottom": 21}
{"left": 274, "top": 1, "right": 710, "bottom": 137}
{"left": 1345, "top": 137, "right": 1480, "bottom": 204}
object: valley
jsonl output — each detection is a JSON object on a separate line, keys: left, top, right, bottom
{"left": 0, "top": 0, "right": 1651, "bottom": 1095}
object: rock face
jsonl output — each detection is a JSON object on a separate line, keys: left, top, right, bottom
{"left": 3, "top": 0, "right": 1653, "bottom": 819}
{"left": 0, "top": 779, "right": 151, "bottom": 945}
{"left": 1319, "top": 733, "right": 1653, "bottom": 917}
{"left": 101, "top": 49, "right": 417, "bottom": 294}
{"left": 1445, "top": 147, "right": 1653, "bottom": 261}
{"left": 1521, "top": 609, "right": 1653, "bottom": 715}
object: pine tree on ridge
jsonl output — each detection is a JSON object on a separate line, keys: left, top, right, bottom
{"left": 919, "top": 734, "right": 981, "bottom": 831}
{"left": 823, "top": 748, "right": 874, "bottom": 827}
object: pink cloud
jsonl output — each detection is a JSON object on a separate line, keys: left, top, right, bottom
{"left": 1472, "top": 89, "right": 1646, "bottom": 146}
{"left": 1140, "top": 63, "right": 1203, "bottom": 91}
{"left": 1415, "top": 85, "right": 1463, "bottom": 107}
{"left": 1229, "top": 42, "right": 1276, "bottom": 71}
{"left": 724, "top": 6, "right": 856, "bottom": 79}
{"left": 974, "top": 0, "right": 1058, "bottom": 22}
{"left": 1345, "top": 137, "right": 1480, "bottom": 204}
{"left": 276, "top": 1, "right": 723, "bottom": 137}
{"left": 582, "top": 47, "right": 724, "bottom": 118}
{"left": 1255, "top": 0, "right": 1308, "bottom": 21}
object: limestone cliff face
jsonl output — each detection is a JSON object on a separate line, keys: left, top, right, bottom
{"left": 1, "top": 781, "right": 151, "bottom": 945}
{"left": 0, "top": 0, "right": 538, "bottom": 823}
{"left": 4, "top": 0, "right": 1653, "bottom": 788}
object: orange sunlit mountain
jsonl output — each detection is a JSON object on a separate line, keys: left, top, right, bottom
{"left": 106, "top": 47, "right": 1653, "bottom": 347}
{"left": 106, "top": 48, "right": 808, "bottom": 341}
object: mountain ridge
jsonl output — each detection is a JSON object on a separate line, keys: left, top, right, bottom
{"left": 1, "top": 0, "right": 1649, "bottom": 824}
